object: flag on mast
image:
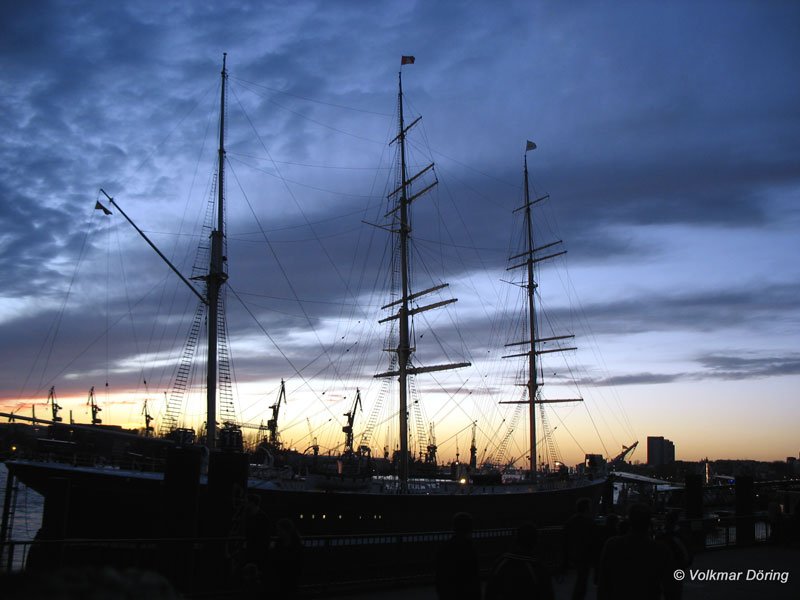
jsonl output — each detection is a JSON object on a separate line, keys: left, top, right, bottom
{"left": 401, "top": 55, "right": 415, "bottom": 65}
{"left": 94, "top": 201, "right": 112, "bottom": 215}
{"left": 526, "top": 140, "right": 537, "bottom": 152}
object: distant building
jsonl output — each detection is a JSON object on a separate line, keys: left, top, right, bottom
{"left": 647, "top": 436, "right": 675, "bottom": 466}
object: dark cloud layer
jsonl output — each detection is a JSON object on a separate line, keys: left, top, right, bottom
{"left": 586, "top": 353, "right": 800, "bottom": 387}
{"left": 566, "top": 283, "right": 800, "bottom": 335}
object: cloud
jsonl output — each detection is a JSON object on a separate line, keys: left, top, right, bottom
{"left": 695, "top": 354, "right": 800, "bottom": 380}
{"left": 566, "top": 283, "right": 800, "bottom": 335}
{"left": 589, "top": 372, "right": 685, "bottom": 387}
{"left": 1, "top": 2, "right": 798, "bottom": 462}
{"left": 581, "top": 353, "right": 800, "bottom": 387}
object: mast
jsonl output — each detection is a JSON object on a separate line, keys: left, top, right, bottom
{"left": 501, "top": 144, "right": 580, "bottom": 477}
{"left": 374, "top": 66, "right": 469, "bottom": 492}
{"left": 206, "top": 53, "right": 228, "bottom": 451}
{"left": 397, "top": 71, "right": 412, "bottom": 486}
{"left": 523, "top": 156, "right": 537, "bottom": 475}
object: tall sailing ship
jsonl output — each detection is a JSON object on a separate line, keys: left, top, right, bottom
{"left": 3, "top": 56, "right": 608, "bottom": 542}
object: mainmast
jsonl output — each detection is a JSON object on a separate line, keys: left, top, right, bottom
{"left": 396, "top": 70, "right": 412, "bottom": 487}
{"left": 206, "top": 53, "right": 229, "bottom": 450}
{"left": 375, "top": 65, "right": 469, "bottom": 492}
{"left": 502, "top": 143, "right": 579, "bottom": 476}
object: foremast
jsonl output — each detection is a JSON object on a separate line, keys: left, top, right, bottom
{"left": 374, "top": 68, "right": 469, "bottom": 492}
{"left": 205, "top": 53, "right": 229, "bottom": 450}
{"left": 502, "top": 145, "right": 580, "bottom": 476}
{"left": 98, "top": 55, "right": 230, "bottom": 449}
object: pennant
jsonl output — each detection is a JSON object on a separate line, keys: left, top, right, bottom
{"left": 94, "top": 201, "right": 112, "bottom": 215}
{"left": 401, "top": 55, "right": 416, "bottom": 65}
{"left": 526, "top": 140, "right": 537, "bottom": 152}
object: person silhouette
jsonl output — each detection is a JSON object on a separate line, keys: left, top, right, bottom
{"left": 435, "top": 512, "right": 481, "bottom": 600}
{"left": 656, "top": 511, "right": 691, "bottom": 600}
{"left": 241, "top": 494, "right": 271, "bottom": 588}
{"left": 485, "top": 522, "right": 554, "bottom": 600}
{"left": 562, "top": 497, "right": 596, "bottom": 600}
{"left": 269, "top": 518, "right": 303, "bottom": 599}
{"left": 592, "top": 514, "right": 619, "bottom": 585}
{"left": 596, "top": 503, "right": 670, "bottom": 600}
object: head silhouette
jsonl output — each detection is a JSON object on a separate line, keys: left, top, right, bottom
{"left": 575, "top": 497, "right": 592, "bottom": 515}
{"left": 628, "top": 503, "right": 652, "bottom": 535}
{"left": 515, "top": 522, "right": 538, "bottom": 553}
{"left": 452, "top": 512, "right": 473, "bottom": 537}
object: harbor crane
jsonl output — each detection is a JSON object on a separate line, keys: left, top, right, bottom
{"left": 48, "top": 386, "right": 62, "bottom": 423}
{"left": 610, "top": 440, "right": 639, "bottom": 466}
{"left": 87, "top": 387, "right": 102, "bottom": 425}
{"left": 342, "top": 389, "right": 362, "bottom": 455}
{"left": 266, "top": 379, "right": 286, "bottom": 448}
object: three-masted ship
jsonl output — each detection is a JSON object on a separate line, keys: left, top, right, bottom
{"left": 4, "top": 57, "right": 607, "bottom": 542}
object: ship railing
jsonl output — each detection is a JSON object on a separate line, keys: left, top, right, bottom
{"left": 300, "top": 526, "right": 538, "bottom": 547}
{"left": 293, "top": 525, "right": 567, "bottom": 595}
{"left": 366, "top": 474, "right": 598, "bottom": 495}
{"left": 5, "top": 449, "right": 166, "bottom": 473}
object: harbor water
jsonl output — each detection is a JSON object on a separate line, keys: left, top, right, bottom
{"left": 0, "top": 463, "right": 43, "bottom": 569}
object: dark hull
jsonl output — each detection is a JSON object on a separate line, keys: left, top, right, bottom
{"left": 5, "top": 458, "right": 606, "bottom": 538}
{"left": 250, "top": 479, "right": 605, "bottom": 534}
{"left": 5, "top": 460, "right": 166, "bottom": 538}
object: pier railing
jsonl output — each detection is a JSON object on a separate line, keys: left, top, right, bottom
{"left": 687, "top": 514, "right": 772, "bottom": 548}
{"left": 0, "top": 514, "right": 776, "bottom": 597}
{"left": 0, "top": 527, "right": 559, "bottom": 593}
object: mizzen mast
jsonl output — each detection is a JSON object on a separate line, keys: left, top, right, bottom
{"left": 502, "top": 143, "right": 580, "bottom": 476}
{"left": 374, "top": 65, "right": 470, "bottom": 492}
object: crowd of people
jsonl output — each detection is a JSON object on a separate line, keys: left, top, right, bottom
{"left": 435, "top": 501, "right": 693, "bottom": 600}
{"left": 231, "top": 492, "right": 798, "bottom": 599}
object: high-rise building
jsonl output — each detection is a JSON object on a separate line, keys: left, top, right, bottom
{"left": 647, "top": 436, "right": 675, "bottom": 466}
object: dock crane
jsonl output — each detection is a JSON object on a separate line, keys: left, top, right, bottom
{"left": 87, "top": 386, "right": 102, "bottom": 425}
{"left": 342, "top": 389, "right": 362, "bottom": 455}
{"left": 306, "top": 417, "right": 319, "bottom": 456}
{"left": 610, "top": 440, "right": 639, "bottom": 466}
{"left": 48, "top": 386, "right": 62, "bottom": 423}
{"left": 266, "top": 379, "right": 287, "bottom": 449}
{"left": 142, "top": 400, "right": 154, "bottom": 437}
{"left": 469, "top": 421, "right": 477, "bottom": 471}
{"left": 425, "top": 422, "right": 438, "bottom": 464}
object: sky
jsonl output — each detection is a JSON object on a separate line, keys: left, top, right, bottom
{"left": 1, "top": 1, "right": 798, "bottom": 467}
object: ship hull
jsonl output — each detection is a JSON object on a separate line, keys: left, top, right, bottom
{"left": 250, "top": 477, "right": 606, "bottom": 534}
{"left": 5, "top": 459, "right": 606, "bottom": 537}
